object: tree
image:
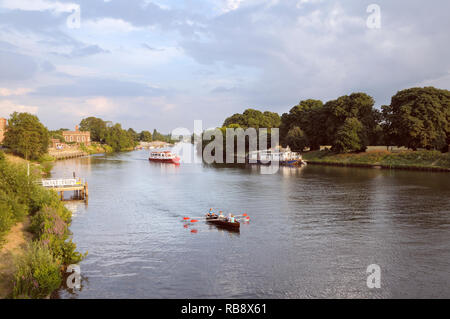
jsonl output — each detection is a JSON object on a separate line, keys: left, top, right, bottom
{"left": 127, "top": 128, "right": 139, "bottom": 142}
{"left": 223, "top": 109, "right": 281, "bottom": 129}
{"left": 139, "top": 130, "right": 152, "bottom": 142}
{"left": 286, "top": 126, "right": 309, "bottom": 151}
{"left": 382, "top": 87, "right": 450, "bottom": 151}
{"left": 324, "top": 93, "right": 379, "bottom": 151}
{"left": 152, "top": 129, "right": 171, "bottom": 142}
{"left": 280, "top": 99, "right": 326, "bottom": 150}
{"left": 105, "top": 123, "right": 136, "bottom": 152}
{"left": 333, "top": 117, "right": 363, "bottom": 153}
{"left": 4, "top": 112, "right": 49, "bottom": 160}
{"left": 79, "top": 117, "right": 107, "bottom": 142}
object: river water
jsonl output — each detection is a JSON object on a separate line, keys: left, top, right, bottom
{"left": 53, "top": 146, "right": 450, "bottom": 298}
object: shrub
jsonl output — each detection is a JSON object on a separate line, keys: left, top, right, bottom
{"left": 0, "top": 199, "right": 14, "bottom": 241}
{"left": 38, "top": 154, "right": 55, "bottom": 176}
{"left": 12, "top": 242, "right": 62, "bottom": 299}
{"left": 28, "top": 187, "right": 62, "bottom": 215}
{"left": 30, "top": 206, "right": 83, "bottom": 265}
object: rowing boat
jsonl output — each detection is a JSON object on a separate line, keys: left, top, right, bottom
{"left": 205, "top": 215, "right": 240, "bottom": 230}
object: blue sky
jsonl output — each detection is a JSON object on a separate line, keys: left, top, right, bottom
{"left": 0, "top": 0, "right": 449, "bottom": 132}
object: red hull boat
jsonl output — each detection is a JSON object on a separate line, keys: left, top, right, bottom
{"left": 149, "top": 151, "right": 180, "bottom": 165}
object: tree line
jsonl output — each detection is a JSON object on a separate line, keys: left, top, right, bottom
{"left": 221, "top": 87, "right": 450, "bottom": 153}
{"left": 2, "top": 113, "right": 173, "bottom": 160}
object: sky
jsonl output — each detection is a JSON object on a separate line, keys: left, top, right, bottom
{"left": 0, "top": 0, "right": 449, "bottom": 133}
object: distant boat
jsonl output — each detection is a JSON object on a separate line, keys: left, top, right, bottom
{"left": 248, "top": 146, "right": 306, "bottom": 166}
{"left": 149, "top": 151, "right": 180, "bottom": 165}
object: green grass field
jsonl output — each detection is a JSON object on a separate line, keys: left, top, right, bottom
{"left": 302, "top": 149, "right": 450, "bottom": 171}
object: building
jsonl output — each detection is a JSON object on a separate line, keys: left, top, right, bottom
{"left": 50, "top": 138, "right": 65, "bottom": 150}
{"left": 62, "top": 125, "right": 91, "bottom": 145}
{"left": 0, "top": 117, "right": 6, "bottom": 144}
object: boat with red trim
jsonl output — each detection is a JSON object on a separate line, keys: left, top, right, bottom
{"left": 149, "top": 151, "right": 180, "bottom": 164}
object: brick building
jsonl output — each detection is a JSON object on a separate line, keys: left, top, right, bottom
{"left": 62, "top": 125, "right": 91, "bottom": 145}
{"left": 0, "top": 117, "right": 6, "bottom": 144}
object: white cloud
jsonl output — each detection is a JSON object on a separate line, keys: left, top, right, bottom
{"left": 0, "top": 100, "right": 38, "bottom": 117}
{"left": 0, "top": 0, "right": 78, "bottom": 13}
{"left": 82, "top": 18, "right": 139, "bottom": 34}
{"left": 0, "top": 88, "right": 34, "bottom": 96}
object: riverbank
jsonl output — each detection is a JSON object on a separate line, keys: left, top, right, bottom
{"left": 302, "top": 150, "right": 450, "bottom": 172}
{"left": 0, "top": 151, "right": 85, "bottom": 299}
{"left": 0, "top": 218, "right": 32, "bottom": 298}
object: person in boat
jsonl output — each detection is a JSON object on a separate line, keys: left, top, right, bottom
{"left": 207, "top": 208, "right": 217, "bottom": 218}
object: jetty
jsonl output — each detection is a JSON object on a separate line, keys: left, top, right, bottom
{"left": 48, "top": 149, "right": 87, "bottom": 160}
{"left": 41, "top": 178, "right": 89, "bottom": 201}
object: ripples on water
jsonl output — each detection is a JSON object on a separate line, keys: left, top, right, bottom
{"left": 53, "top": 149, "right": 450, "bottom": 298}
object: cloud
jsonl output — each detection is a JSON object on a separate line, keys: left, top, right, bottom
{"left": 180, "top": 0, "right": 450, "bottom": 110}
{"left": 34, "top": 77, "right": 165, "bottom": 97}
{"left": 0, "top": 88, "right": 34, "bottom": 96}
{"left": 0, "top": 0, "right": 79, "bottom": 14}
{"left": 0, "top": 100, "right": 38, "bottom": 117}
{"left": 54, "top": 44, "right": 110, "bottom": 58}
{"left": 82, "top": 18, "right": 138, "bottom": 33}
{"left": 0, "top": 0, "right": 449, "bottom": 132}
{"left": 141, "top": 43, "right": 165, "bottom": 51}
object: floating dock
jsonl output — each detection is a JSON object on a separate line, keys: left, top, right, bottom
{"left": 41, "top": 178, "right": 89, "bottom": 201}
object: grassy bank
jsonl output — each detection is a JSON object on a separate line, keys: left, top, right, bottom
{"left": 0, "top": 151, "right": 85, "bottom": 298}
{"left": 79, "top": 142, "right": 113, "bottom": 155}
{"left": 302, "top": 150, "right": 450, "bottom": 172}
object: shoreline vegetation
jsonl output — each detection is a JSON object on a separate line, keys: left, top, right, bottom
{"left": 302, "top": 149, "right": 450, "bottom": 172}
{"left": 202, "top": 86, "right": 449, "bottom": 173}
{"left": 0, "top": 151, "right": 85, "bottom": 299}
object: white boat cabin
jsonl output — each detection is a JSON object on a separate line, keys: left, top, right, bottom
{"left": 248, "top": 146, "right": 302, "bottom": 162}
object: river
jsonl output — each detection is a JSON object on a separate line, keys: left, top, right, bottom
{"left": 52, "top": 146, "right": 450, "bottom": 298}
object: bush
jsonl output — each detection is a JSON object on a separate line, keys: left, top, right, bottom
{"left": 12, "top": 242, "right": 62, "bottom": 299}
{"left": 0, "top": 199, "right": 14, "bottom": 241}
{"left": 38, "top": 154, "right": 55, "bottom": 176}
{"left": 30, "top": 206, "right": 83, "bottom": 265}
{"left": 28, "top": 187, "right": 62, "bottom": 215}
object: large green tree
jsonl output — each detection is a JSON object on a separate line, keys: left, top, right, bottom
{"left": 79, "top": 117, "right": 107, "bottom": 142}
{"left": 332, "top": 117, "right": 363, "bottom": 153}
{"left": 139, "top": 130, "right": 153, "bottom": 142}
{"left": 382, "top": 87, "right": 450, "bottom": 151}
{"left": 105, "top": 123, "right": 136, "bottom": 152}
{"left": 324, "top": 93, "right": 379, "bottom": 152}
{"left": 4, "top": 112, "right": 49, "bottom": 160}
{"left": 280, "top": 99, "right": 327, "bottom": 150}
{"left": 223, "top": 109, "right": 281, "bottom": 129}
{"left": 286, "top": 126, "right": 309, "bottom": 151}
{"left": 127, "top": 128, "right": 139, "bottom": 142}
